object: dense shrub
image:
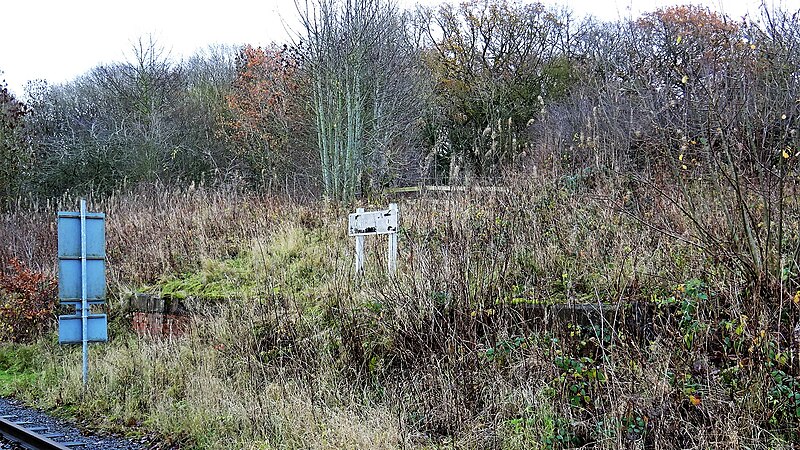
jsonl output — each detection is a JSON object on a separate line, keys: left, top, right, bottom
{"left": 0, "top": 258, "right": 57, "bottom": 343}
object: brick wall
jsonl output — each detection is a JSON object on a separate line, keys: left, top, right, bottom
{"left": 132, "top": 312, "right": 190, "bottom": 338}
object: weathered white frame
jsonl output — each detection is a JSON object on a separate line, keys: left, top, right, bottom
{"left": 348, "top": 203, "right": 398, "bottom": 275}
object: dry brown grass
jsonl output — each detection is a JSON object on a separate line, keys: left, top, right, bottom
{"left": 1, "top": 174, "right": 798, "bottom": 449}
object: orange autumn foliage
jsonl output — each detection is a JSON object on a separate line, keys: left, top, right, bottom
{"left": 223, "top": 45, "right": 304, "bottom": 176}
{"left": 0, "top": 258, "right": 57, "bottom": 343}
{"left": 636, "top": 5, "right": 741, "bottom": 75}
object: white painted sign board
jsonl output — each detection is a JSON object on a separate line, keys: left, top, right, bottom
{"left": 348, "top": 207, "right": 398, "bottom": 236}
{"left": 349, "top": 204, "right": 399, "bottom": 275}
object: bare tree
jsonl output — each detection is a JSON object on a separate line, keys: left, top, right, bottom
{"left": 0, "top": 74, "right": 28, "bottom": 205}
{"left": 417, "top": 0, "right": 570, "bottom": 181}
{"left": 90, "top": 36, "right": 185, "bottom": 180}
{"left": 298, "top": 0, "right": 424, "bottom": 200}
{"left": 23, "top": 38, "right": 237, "bottom": 195}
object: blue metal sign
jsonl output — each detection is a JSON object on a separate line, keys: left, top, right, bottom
{"left": 57, "top": 200, "right": 107, "bottom": 385}
{"left": 57, "top": 213, "right": 105, "bottom": 258}
{"left": 58, "top": 259, "right": 106, "bottom": 301}
{"left": 58, "top": 315, "right": 108, "bottom": 343}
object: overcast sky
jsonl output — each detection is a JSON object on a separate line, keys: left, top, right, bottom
{"left": 0, "top": 0, "right": 768, "bottom": 98}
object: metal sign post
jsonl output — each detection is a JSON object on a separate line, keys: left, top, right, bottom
{"left": 80, "top": 200, "right": 87, "bottom": 385}
{"left": 57, "top": 199, "right": 107, "bottom": 386}
{"left": 348, "top": 203, "right": 399, "bottom": 276}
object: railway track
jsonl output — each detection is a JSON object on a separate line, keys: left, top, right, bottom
{"left": 0, "top": 415, "right": 85, "bottom": 449}
{"left": 0, "top": 398, "right": 143, "bottom": 450}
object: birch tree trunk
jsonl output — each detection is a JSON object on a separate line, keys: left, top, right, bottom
{"left": 299, "top": 0, "right": 424, "bottom": 200}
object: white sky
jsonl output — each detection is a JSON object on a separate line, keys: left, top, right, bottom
{"left": 0, "top": 0, "right": 773, "bottom": 98}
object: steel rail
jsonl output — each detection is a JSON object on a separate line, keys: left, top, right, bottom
{"left": 0, "top": 417, "right": 73, "bottom": 450}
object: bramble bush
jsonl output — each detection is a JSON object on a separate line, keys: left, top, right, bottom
{"left": 0, "top": 258, "right": 57, "bottom": 343}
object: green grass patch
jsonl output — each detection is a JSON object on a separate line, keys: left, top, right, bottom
{"left": 0, "top": 369, "right": 38, "bottom": 396}
{"left": 0, "top": 342, "right": 44, "bottom": 396}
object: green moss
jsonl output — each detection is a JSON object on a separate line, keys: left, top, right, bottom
{"left": 150, "top": 226, "right": 335, "bottom": 304}
{"left": 157, "top": 254, "right": 261, "bottom": 300}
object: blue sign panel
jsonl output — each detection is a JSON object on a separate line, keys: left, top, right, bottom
{"left": 57, "top": 203, "right": 108, "bottom": 345}
{"left": 57, "top": 213, "right": 105, "bottom": 259}
{"left": 58, "top": 259, "right": 106, "bottom": 300}
{"left": 58, "top": 314, "right": 108, "bottom": 343}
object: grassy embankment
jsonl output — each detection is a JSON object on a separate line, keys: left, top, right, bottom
{"left": 0, "top": 176, "right": 798, "bottom": 449}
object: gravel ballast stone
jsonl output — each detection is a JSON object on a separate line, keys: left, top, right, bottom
{"left": 0, "top": 397, "right": 145, "bottom": 450}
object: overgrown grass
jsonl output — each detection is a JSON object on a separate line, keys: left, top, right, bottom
{"left": 0, "top": 343, "right": 45, "bottom": 396}
{"left": 0, "top": 177, "right": 798, "bottom": 448}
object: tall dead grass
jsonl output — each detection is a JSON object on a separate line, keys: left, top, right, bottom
{"left": 1, "top": 174, "right": 798, "bottom": 448}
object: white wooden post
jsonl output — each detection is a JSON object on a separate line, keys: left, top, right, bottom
{"left": 355, "top": 207, "right": 365, "bottom": 275}
{"left": 387, "top": 203, "right": 398, "bottom": 275}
